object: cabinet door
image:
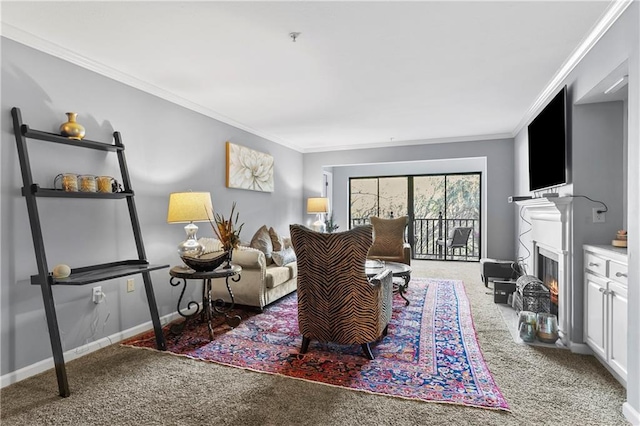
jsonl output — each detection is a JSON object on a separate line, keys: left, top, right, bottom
{"left": 585, "top": 272, "right": 607, "bottom": 359}
{"left": 608, "top": 281, "right": 627, "bottom": 380}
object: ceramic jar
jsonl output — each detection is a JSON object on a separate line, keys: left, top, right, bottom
{"left": 59, "top": 112, "right": 86, "bottom": 140}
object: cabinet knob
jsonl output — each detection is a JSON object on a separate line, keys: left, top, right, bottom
{"left": 589, "top": 262, "right": 599, "bottom": 267}
{"left": 598, "top": 287, "right": 606, "bottom": 293}
{"left": 615, "top": 272, "right": 627, "bottom": 278}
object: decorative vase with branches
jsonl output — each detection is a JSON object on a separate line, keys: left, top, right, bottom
{"left": 209, "top": 202, "right": 244, "bottom": 267}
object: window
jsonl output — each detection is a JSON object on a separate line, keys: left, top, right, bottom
{"left": 349, "top": 177, "right": 407, "bottom": 227}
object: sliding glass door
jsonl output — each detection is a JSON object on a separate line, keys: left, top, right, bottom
{"left": 350, "top": 173, "right": 480, "bottom": 261}
{"left": 413, "top": 174, "right": 480, "bottom": 261}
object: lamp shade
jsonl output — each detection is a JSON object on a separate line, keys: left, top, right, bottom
{"left": 167, "top": 192, "right": 213, "bottom": 224}
{"left": 307, "top": 197, "right": 329, "bottom": 214}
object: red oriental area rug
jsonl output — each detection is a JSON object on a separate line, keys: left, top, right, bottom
{"left": 123, "top": 278, "right": 509, "bottom": 411}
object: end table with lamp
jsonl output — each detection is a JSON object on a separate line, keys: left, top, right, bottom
{"left": 169, "top": 264, "right": 242, "bottom": 340}
{"left": 307, "top": 197, "right": 329, "bottom": 232}
{"left": 166, "top": 191, "right": 213, "bottom": 257}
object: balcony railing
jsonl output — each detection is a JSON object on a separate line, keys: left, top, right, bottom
{"left": 351, "top": 214, "right": 479, "bottom": 261}
{"left": 413, "top": 215, "right": 479, "bottom": 261}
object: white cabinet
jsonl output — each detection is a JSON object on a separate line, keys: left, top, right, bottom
{"left": 585, "top": 272, "right": 607, "bottom": 358}
{"left": 583, "top": 245, "right": 628, "bottom": 386}
{"left": 609, "top": 281, "right": 627, "bottom": 379}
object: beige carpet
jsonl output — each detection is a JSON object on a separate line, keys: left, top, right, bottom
{"left": 1, "top": 261, "right": 628, "bottom": 425}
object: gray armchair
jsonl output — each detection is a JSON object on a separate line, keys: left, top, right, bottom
{"left": 437, "top": 226, "right": 473, "bottom": 258}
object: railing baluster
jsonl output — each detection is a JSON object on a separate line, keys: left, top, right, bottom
{"left": 354, "top": 216, "right": 479, "bottom": 261}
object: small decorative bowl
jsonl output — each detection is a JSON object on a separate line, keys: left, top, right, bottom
{"left": 181, "top": 251, "right": 228, "bottom": 272}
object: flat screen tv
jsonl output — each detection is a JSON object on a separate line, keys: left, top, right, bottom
{"left": 527, "top": 86, "right": 569, "bottom": 192}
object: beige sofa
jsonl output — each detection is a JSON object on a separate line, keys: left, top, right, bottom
{"left": 203, "top": 239, "right": 297, "bottom": 310}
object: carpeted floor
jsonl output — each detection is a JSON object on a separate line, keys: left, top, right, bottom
{"left": 123, "top": 277, "right": 509, "bottom": 411}
{"left": 0, "top": 261, "right": 629, "bottom": 425}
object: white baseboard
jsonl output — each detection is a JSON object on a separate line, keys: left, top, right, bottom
{"left": 0, "top": 310, "right": 182, "bottom": 389}
{"left": 568, "top": 342, "right": 592, "bottom": 355}
{"left": 623, "top": 402, "right": 640, "bottom": 425}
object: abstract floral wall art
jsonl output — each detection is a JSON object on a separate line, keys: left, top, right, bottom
{"left": 226, "top": 142, "right": 274, "bottom": 192}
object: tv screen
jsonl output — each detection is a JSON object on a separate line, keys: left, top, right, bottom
{"left": 527, "top": 86, "right": 568, "bottom": 192}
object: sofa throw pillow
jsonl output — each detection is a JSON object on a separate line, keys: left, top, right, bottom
{"left": 272, "top": 247, "right": 296, "bottom": 267}
{"left": 269, "top": 227, "right": 285, "bottom": 251}
{"left": 250, "top": 225, "right": 273, "bottom": 264}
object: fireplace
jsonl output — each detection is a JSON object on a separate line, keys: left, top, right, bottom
{"left": 515, "top": 196, "right": 585, "bottom": 351}
{"left": 538, "top": 247, "right": 559, "bottom": 317}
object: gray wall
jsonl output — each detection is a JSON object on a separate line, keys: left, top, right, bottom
{"left": 571, "top": 101, "right": 625, "bottom": 343}
{"left": 304, "top": 138, "right": 515, "bottom": 260}
{"left": 1, "top": 38, "right": 304, "bottom": 376}
{"left": 513, "top": 3, "right": 639, "bottom": 418}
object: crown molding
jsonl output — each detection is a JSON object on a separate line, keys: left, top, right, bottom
{"left": 1, "top": 23, "right": 303, "bottom": 153}
{"left": 513, "top": 0, "right": 633, "bottom": 136}
{"left": 301, "top": 132, "right": 513, "bottom": 154}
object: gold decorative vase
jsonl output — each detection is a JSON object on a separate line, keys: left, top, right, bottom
{"left": 59, "top": 112, "right": 86, "bottom": 140}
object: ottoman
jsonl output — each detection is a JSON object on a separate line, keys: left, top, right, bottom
{"left": 480, "top": 258, "right": 521, "bottom": 288}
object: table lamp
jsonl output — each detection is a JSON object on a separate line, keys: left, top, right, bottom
{"left": 307, "top": 197, "right": 329, "bottom": 232}
{"left": 167, "top": 191, "right": 213, "bottom": 257}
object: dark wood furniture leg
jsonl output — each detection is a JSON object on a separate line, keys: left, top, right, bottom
{"left": 361, "top": 343, "right": 374, "bottom": 360}
{"left": 301, "top": 336, "right": 311, "bottom": 354}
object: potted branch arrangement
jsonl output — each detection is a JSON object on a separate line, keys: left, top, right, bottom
{"left": 325, "top": 213, "right": 339, "bottom": 233}
{"left": 209, "top": 202, "right": 244, "bottom": 269}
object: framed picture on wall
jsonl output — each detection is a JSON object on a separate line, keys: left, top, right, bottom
{"left": 226, "top": 142, "right": 274, "bottom": 192}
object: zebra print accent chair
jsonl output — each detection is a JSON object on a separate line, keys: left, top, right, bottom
{"left": 290, "top": 224, "right": 393, "bottom": 360}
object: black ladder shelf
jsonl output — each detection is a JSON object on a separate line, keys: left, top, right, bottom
{"left": 11, "top": 107, "right": 168, "bottom": 397}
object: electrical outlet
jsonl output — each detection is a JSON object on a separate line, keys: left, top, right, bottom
{"left": 126, "top": 278, "right": 135, "bottom": 293}
{"left": 592, "top": 208, "right": 605, "bottom": 223}
{"left": 92, "top": 286, "right": 103, "bottom": 304}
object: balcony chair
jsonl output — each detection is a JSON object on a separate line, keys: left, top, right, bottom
{"left": 437, "top": 226, "right": 473, "bottom": 259}
{"left": 290, "top": 224, "right": 393, "bottom": 360}
{"left": 366, "top": 216, "right": 411, "bottom": 266}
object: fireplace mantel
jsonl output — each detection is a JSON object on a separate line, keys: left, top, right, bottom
{"left": 515, "top": 196, "right": 572, "bottom": 221}
{"left": 516, "top": 196, "right": 572, "bottom": 255}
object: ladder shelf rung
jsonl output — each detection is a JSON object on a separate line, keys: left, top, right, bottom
{"left": 21, "top": 125, "right": 123, "bottom": 151}
{"left": 31, "top": 260, "right": 170, "bottom": 286}
{"left": 24, "top": 185, "right": 134, "bottom": 199}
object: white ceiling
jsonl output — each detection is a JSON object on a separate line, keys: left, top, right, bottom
{"left": 1, "top": 1, "right": 621, "bottom": 153}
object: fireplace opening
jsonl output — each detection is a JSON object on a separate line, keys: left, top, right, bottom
{"left": 537, "top": 251, "right": 559, "bottom": 317}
